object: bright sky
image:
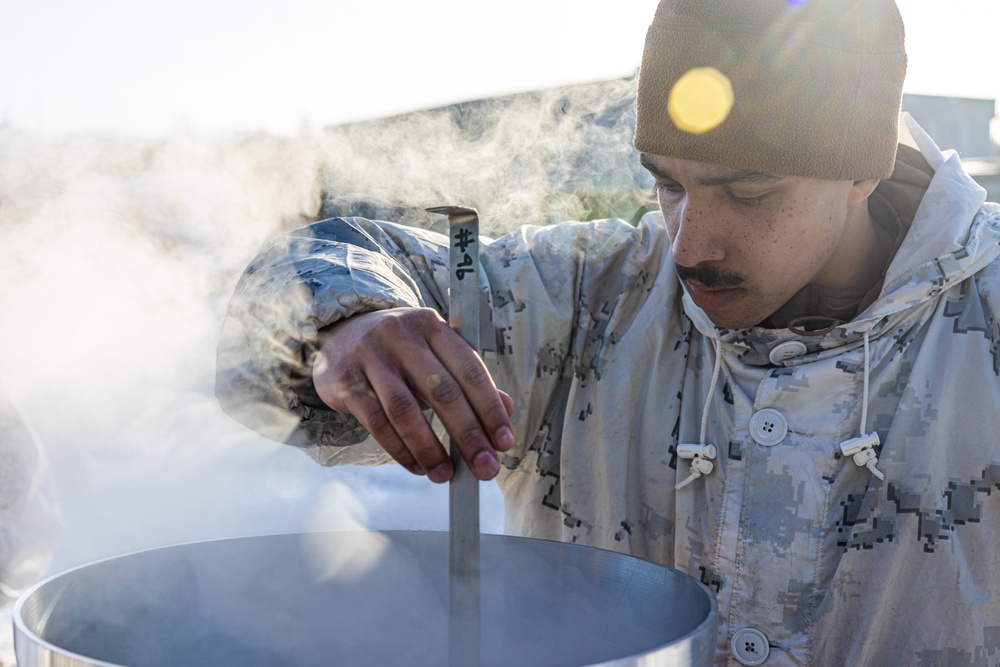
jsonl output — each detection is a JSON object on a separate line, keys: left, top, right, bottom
{"left": 1, "top": 0, "right": 997, "bottom": 136}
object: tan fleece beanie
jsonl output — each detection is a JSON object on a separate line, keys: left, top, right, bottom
{"left": 634, "top": 0, "right": 907, "bottom": 180}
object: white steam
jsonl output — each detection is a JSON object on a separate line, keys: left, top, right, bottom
{"left": 0, "top": 75, "right": 643, "bottom": 663}
{"left": 317, "top": 76, "right": 650, "bottom": 232}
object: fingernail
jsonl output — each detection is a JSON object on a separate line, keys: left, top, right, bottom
{"left": 428, "top": 463, "right": 452, "bottom": 484}
{"left": 473, "top": 450, "right": 500, "bottom": 480}
{"left": 494, "top": 426, "right": 514, "bottom": 451}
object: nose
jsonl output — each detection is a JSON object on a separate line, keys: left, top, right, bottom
{"left": 667, "top": 202, "right": 725, "bottom": 268}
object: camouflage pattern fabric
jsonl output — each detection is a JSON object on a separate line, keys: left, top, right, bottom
{"left": 217, "top": 116, "right": 1000, "bottom": 666}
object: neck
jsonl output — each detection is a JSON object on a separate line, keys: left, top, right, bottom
{"left": 761, "top": 200, "right": 888, "bottom": 330}
{"left": 814, "top": 201, "right": 887, "bottom": 293}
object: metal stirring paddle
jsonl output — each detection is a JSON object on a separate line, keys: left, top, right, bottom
{"left": 427, "top": 205, "right": 481, "bottom": 667}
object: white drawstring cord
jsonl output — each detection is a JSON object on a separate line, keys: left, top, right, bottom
{"left": 861, "top": 330, "right": 871, "bottom": 431}
{"left": 677, "top": 332, "right": 884, "bottom": 488}
{"left": 676, "top": 340, "right": 722, "bottom": 489}
{"left": 701, "top": 340, "right": 723, "bottom": 445}
{"left": 840, "top": 331, "right": 885, "bottom": 480}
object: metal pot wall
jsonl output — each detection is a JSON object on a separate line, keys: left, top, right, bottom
{"left": 14, "top": 531, "right": 717, "bottom": 667}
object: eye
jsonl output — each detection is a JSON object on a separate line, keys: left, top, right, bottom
{"left": 726, "top": 191, "right": 769, "bottom": 207}
{"left": 654, "top": 181, "right": 683, "bottom": 197}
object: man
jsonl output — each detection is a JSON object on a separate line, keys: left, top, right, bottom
{"left": 216, "top": 0, "right": 1000, "bottom": 664}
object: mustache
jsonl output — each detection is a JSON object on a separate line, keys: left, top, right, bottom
{"left": 675, "top": 263, "right": 746, "bottom": 289}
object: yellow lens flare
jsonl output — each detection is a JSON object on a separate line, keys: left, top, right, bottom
{"left": 667, "top": 67, "right": 734, "bottom": 135}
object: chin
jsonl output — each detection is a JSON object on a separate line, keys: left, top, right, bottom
{"left": 703, "top": 310, "right": 762, "bottom": 330}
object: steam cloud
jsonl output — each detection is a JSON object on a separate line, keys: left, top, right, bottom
{"left": 0, "top": 75, "right": 645, "bottom": 663}
{"left": 317, "top": 75, "right": 651, "bottom": 232}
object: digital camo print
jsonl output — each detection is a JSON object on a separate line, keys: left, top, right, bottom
{"left": 217, "top": 115, "right": 1000, "bottom": 665}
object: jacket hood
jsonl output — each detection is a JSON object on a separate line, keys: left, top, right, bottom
{"left": 672, "top": 113, "right": 1000, "bottom": 365}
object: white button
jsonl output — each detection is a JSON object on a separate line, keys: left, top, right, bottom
{"left": 768, "top": 340, "right": 807, "bottom": 365}
{"left": 750, "top": 408, "right": 787, "bottom": 447}
{"left": 731, "top": 627, "right": 770, "bottom": 665}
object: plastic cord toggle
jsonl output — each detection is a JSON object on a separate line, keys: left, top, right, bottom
{"left": 840, "top": 433, "right": 885, "bottom": 480}
{"left": 675, "top": 444, "right": 718, "bottom": 489}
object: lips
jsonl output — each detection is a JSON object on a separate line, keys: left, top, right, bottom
{"left": 683, "top": 280, "right": 744, "bottom": 311}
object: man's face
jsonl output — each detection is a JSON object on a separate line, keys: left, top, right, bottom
{"left": 640, "top": 153, "right": 866, "bottom": 329}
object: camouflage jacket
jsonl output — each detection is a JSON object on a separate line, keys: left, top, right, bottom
{"left": 217, "top": 116, "right": 1000, "bottom": 666}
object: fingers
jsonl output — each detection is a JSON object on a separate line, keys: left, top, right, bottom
{"left": 498, "top": 390, "right": 515, "bottom": 418}
{"left": 368, "top": 370, "right": 459, "bottom": 483}
{"left": 424, "top": 328, "right": 514, "bottom": 475}
{"left": 312, "top": 308, "right": 515, "bottom": 483}
{"left": 313, "top": 343, "right": 437, "bottom": 479}
{"left": 315, "top": 319, "right": 453, "bottom": 482}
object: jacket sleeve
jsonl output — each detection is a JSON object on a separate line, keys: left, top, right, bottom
{"left": 215, "top": 217, "right": 453, "bottom": 462}
{"left": 215, "top": 214, "right": 650, "bottom": 466}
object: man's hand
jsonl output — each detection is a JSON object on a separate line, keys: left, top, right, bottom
{"left": 312, "top": 308, "right": 515, "bottom": 483}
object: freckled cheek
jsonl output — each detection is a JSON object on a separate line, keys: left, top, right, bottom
{"left": 743, "top": 211, "right": 806, "bottom": 272}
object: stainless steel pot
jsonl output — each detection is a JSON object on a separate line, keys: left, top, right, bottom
{"left": 14, "top": 531, "right": 717, "bottom": 666}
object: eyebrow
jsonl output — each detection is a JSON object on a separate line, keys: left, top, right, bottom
{"left": 639, "top": 153, "right": 784, "bottom": 186}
